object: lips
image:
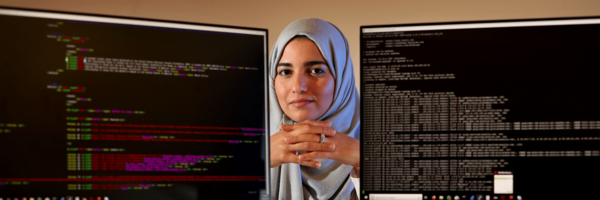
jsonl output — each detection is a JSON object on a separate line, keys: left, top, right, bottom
{"left": 289, "top": 99, "right": 314, "bottom": 107}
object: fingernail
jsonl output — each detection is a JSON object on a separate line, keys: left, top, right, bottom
{"left": 330, "top": 129, "right": 336, "bottom": 135}
{"left": 298, "top": 155, "right": 304, "bottom": 160}
{"left": 284, "top": 137, "right": 290, "bottom": 143}
{"left": 315, "top": 163, "right": 321, "bottom": 168}
{"left": 329, "top": 144, "right": 336, "bottom": 151}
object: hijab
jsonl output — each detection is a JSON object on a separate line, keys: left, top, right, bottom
{"left": 269, "top": 18, "right": 360, "bottom": 200}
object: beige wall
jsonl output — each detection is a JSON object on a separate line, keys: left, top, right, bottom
{"left": 3, "top": 0, "right": 600, "bottom": 89}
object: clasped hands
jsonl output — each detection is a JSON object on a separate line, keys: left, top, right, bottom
{"left": 270, "top": 120, "right": 360, "bottom": 175}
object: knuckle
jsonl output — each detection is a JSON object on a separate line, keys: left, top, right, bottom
{"left": 299, "top": 125, "right": 311, "bottom": 133}
{"left": 302, "top": 154, "right": 310, "bottom": 160}
{"left": 280, "top": 144, "right": 289, "bottom": 151}
{"left": 303, "top": 142, "right": 311, "bottom": 149}
{"left": 294, "top": 157, "right": 301, "bottom": 164}
{"left": 302, "top": 124, "right": 311, "bottom": 130}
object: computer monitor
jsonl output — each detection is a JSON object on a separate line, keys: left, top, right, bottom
{"left": 360, "top": 17, "right": 600, "bottom": 200}
{"left": 0, "top": 7, "right": 269, "bottom": 200}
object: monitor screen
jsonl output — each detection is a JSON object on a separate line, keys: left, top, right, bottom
{"left": 0, "top": 7, "right": 268, "bottom": 200}
{"left": 360, "top": 17, "right": 600, "bottom": 200}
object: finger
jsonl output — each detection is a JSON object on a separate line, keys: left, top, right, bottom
{"left": 280, "top": 153, "right": 321, "bottom": 168}
{"left": 298, "top": 160, "right": 321, "bottom": 168}
{"left": 280, "top": 123, "right": 336, "bottom": 137}
{"left": 280, "top": 120, "right": 331, "bottom": 131}
{"left": 286, "top": 142, "right": 335, "bottom": 152}
{"left": 285, "top": 134, "right": 321, "bottom": 144}
{"left": 299, "top": 120, "right": 331, "bottom": 127}
{"left": 299, "top": 151, "right": 329, "bottom": 161}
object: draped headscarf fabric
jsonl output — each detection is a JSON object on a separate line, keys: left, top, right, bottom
{"left": 269, "top": 18, "right": 360, "bottom": 200}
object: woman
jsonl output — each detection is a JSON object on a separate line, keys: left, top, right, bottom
{"left": 269, "top": 18, "right": 360, "bottom": 199}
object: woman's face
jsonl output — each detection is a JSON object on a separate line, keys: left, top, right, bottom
{"left": 275, "top": 37, "right": 335, "bottom": 122}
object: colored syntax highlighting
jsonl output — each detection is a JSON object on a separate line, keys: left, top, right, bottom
{"left": 68, "top": 122, "right": 264, "bottom": 131}
{"left": 0, "top": 175, "right": 265, "bottom": 182}
{"left": 68, "top": 56, "right": 258, "bottom": 78}
{"left": 66, "top": 117, "right": 126, "bottom": 122}
{"left": 67, "top": 147, "right": 125, "bottom": 152}
{"left": 47, "top": 83, "right": 86, "bottom": 93}
{"left": 66, "top": 108, "right": 145, "bottom": 114}
{"left": 57, "top": 84, "right": 262, "bottom": 180}
{"left": 0, "top": 16, "right": 267, "bottom": 199}
{"left": 66, "top": 154, "right": 229, "bottom": 171}
{"left": 0, "top": 123, "right": 24, "bottom": 133}
{"left": 50, "top": 31, "right": 258, "bottom": 78}
{"left": 66, "top": 95, "right": 91, "bottom": 106}
{"left": 66, "top": 133, "right": 256, "bottom": 144}
{"left": 40, "top": 31, "right": 265, "bottom": 193}
{"left": 67, "top": 183, "right": 172, "bottom": 191}
{"left": 47, "top": 33, "right": 90, "bottom": 43}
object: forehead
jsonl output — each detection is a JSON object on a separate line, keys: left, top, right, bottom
{"left": 278, "top": 37, "right": 326, "bottom": 63}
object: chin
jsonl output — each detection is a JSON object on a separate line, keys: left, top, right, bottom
{"left": 288, "top": 115, "right": 308, "bottom": 123}
{"left": 288, "top": 113, "right": 316, "bottom": 123}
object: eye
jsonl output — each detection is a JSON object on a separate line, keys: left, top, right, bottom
{"left": 278, "top": 69, "right": 292, "bottom": 76}
{"left": 310, "top": 68, "right": 325, "bottom": 75}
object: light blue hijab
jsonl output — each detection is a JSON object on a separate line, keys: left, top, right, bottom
{"left": 269, "top": 18, "right": 360, "bottom": 200}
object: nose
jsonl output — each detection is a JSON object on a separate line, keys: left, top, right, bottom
{"left": 292, "top": 73, "right": 308, "bottom": 94}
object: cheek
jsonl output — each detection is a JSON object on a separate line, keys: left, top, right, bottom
{"left": 274, "top": 78, "right": 288, "bottom": 108}
{"left": 318, "top": 78, "right": 336, "bottom": 109}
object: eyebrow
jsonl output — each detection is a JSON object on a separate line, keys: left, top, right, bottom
{"left": 277, "top": 61, "right": 328, "bottom": 67}
{"left": 277, "top": 63, "right": 292, "bottom": 67}
{"left": 305, "top": 61, "right": 328, "bottom": 67}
